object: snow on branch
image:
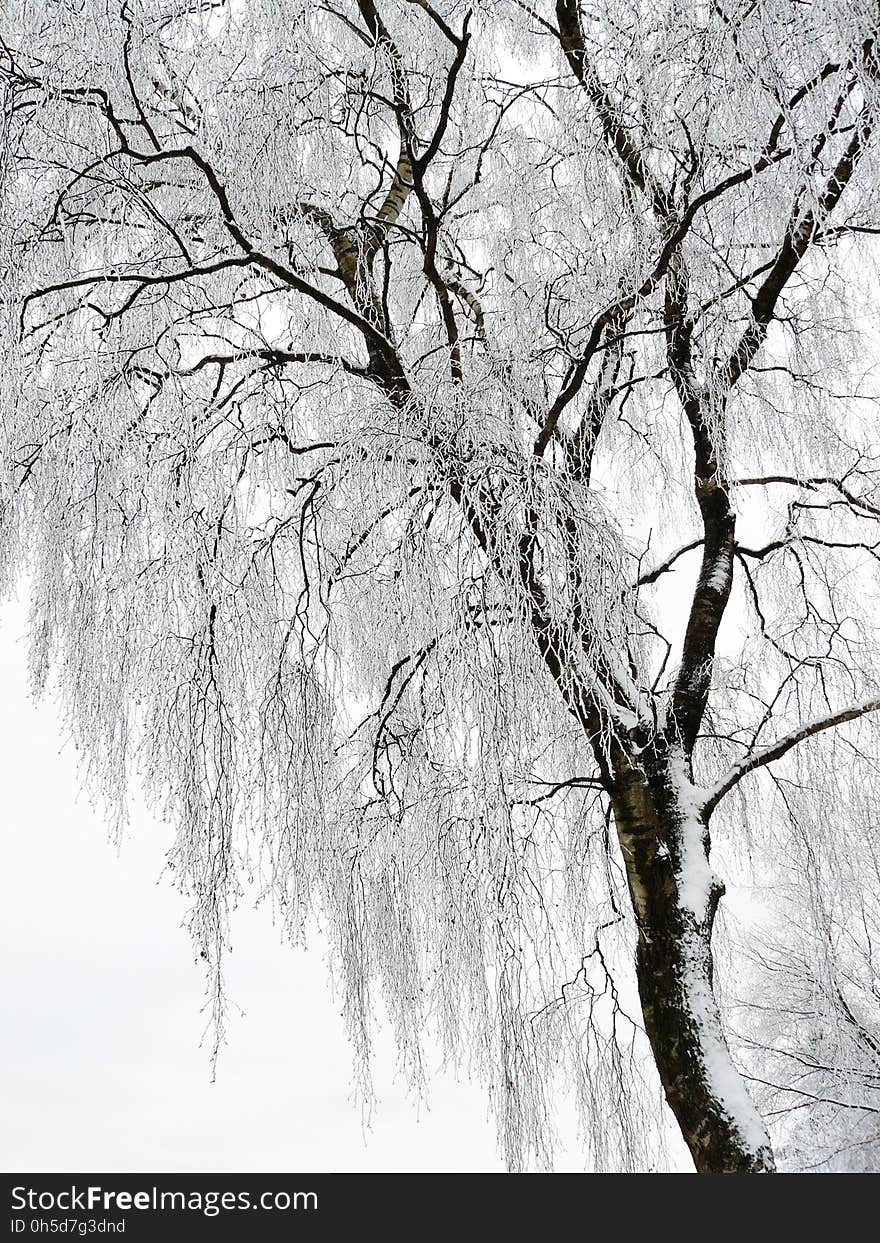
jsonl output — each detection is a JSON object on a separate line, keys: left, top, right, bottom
{"left": 704, "top": 698, "right": 880, "bottom": 814}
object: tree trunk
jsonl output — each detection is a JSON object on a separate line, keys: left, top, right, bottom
{"left": 636, "top": 914, "right": 775, "bottom": 1172}
{"left": 611, "top": 762, "right": 776, "bottom": 1173}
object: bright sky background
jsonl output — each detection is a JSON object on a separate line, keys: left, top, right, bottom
{"left": 0, "top": 596, "right": 505, "bottom": 1173}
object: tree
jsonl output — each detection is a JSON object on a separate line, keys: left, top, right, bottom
{"left": 2, "top": 0, "right": 880, "bottom": 1173}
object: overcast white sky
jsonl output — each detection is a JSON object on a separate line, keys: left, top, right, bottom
{"left": 0, "top": 597, "right": 506, "bottom": 1173}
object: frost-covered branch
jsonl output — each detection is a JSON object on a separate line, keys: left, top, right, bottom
{"left": 705, "top": 698, "right": 880, "bottom": 814}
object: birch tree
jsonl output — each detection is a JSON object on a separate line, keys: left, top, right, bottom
{"left": 2, "top": 0, "right": 880, "bottom": 1172}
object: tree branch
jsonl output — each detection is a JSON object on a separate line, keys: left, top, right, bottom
{"left": 705, "top": 697, "right": 880, "bottom": 814}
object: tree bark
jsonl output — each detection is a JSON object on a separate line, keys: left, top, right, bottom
{"left": 611, "top": 761, "right": 776, "bottom": 1173}
{"left": 636, "top": 914, "right": 775, "bottom": 1172}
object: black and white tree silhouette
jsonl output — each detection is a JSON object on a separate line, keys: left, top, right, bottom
{"left": 2, "top": 0, "right": 880, "bottom": 1172}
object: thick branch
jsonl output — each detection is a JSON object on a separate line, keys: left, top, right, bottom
{"left": 636, "top": 539, "right": 704, "bottom": 588}
{"left": 554, "top": 0, "right": 672, "bottom": 219}
{"left": 705, "top": 697, "right": 880, "bottom": 814}
{"left": 720, "top": 89, "right": 875, "bottom": 389}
